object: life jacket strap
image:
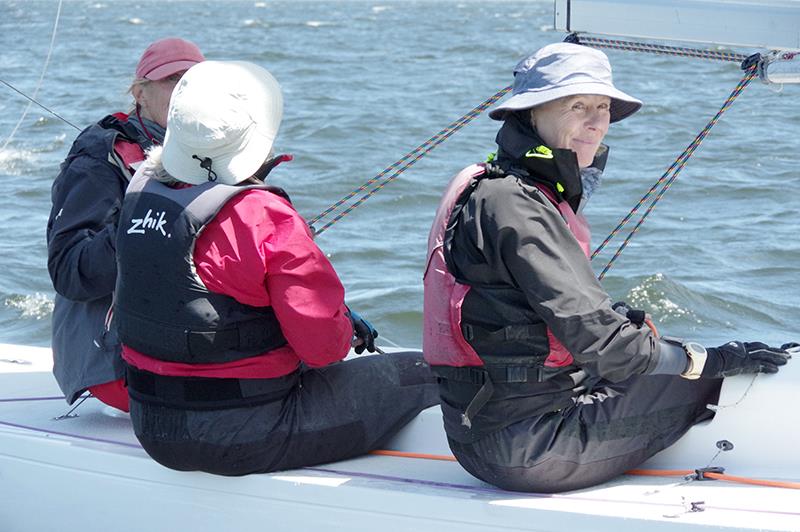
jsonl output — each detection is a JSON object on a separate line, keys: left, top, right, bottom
{"left": 433, "top": 362, "right": 550, "bottom": 428}
{"left": 126, "top": 364, "right": 297, "bottom": 410}
{"left": 118, "top": 310, "right": 287, "bottom": 364}
{"left": 461, "top": 322, "right": 548, "bottom": 344}
{"left": 432, "top": 364, "right": 546, "bottom": 386}
{"left": 461, "top": 377, "right": 494, "bottom": 429}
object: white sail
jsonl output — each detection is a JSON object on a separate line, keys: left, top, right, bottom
{"left": 554, "top": 0, "right": 800, "bottom": 51}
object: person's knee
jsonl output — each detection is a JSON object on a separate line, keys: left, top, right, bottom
{"left": 385, "top": 350, "right": 437, "bottom": 387}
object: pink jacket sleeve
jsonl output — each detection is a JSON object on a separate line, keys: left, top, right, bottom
{"left": 194, "top": 189, "right": 353, "bottom": 368}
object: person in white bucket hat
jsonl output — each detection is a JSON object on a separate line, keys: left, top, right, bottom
{"left": 114, "top": 60, "right": 439, "bottom": 476}
{"left": 422, "top": 42, "right": 790, "bottom": 493}
{"left": 160, "top": 60, "right": 283, "bottom": 185}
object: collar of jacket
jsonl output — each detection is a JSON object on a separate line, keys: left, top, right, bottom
{"left": 129, "top": 114, "right": 165, "bottom": 147}
{"left": 494, "top": 113, "right": 609, "bottom": 213}
{"left": 98, "top": 113, "right": 161, "bottom": 152}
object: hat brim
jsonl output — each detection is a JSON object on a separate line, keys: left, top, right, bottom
{"left": 488, "top": 82, "right": 642, "bottom": 123}
{"left": 145, "top": 60, "right": 201, "bottom": 81}
{"left": 161, "top": 124, "right": 275, "bottom": 186}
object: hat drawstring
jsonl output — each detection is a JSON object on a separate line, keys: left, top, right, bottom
{"left": 192, "top": 155, "right": 217, "bottom": 182}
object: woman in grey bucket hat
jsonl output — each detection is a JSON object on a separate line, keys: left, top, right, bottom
{"left": 488, "top": 42, "right": 642, "bottom": 123}
{"left": 422, "top": 42, "right": 790, "bottom": 493}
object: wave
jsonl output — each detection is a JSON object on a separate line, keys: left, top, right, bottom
{"left": 4, "top": 293, "right": 53, "bottom": 320}
{"left": 627, "top": 272, "right": 696, "bottom": 323}
{"left": 0, "top": 148, "right": 34, "bottom": 175}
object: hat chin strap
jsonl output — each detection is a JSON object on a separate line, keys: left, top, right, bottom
{"left": 191, "top": 155, "right": 218, "bottom": 182}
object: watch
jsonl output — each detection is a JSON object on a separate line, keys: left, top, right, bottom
{"left": 681, "top": 342, "right": 708, "bottom": 380}
{"left": 663, "top": 336, "right": 708, "bottom": 380}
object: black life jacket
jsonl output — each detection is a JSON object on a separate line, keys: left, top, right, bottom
{"left": 115, "top": 172, "right": 288, "bottom": 365}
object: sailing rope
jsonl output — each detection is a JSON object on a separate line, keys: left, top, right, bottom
{"left": 0, "top": 0, "right": 69, "bottom": 153}
{"left": 369, "top": 449, "right": 800, "bottom": 489}
{"left": 307, "top": 85, "right": 512, "bottom": 236}
{"left": 569, "top": 35, "right": 760, "bottom": 278}
{"left": 595, "top": 62, "right": 758, "bottom": 279}
{"left": 567, "top": 34, "right": 750, "bottom": 63}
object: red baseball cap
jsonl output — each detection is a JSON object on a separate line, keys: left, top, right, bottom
{"left": 135, "top": 37, "right": 205, "bottom": 81}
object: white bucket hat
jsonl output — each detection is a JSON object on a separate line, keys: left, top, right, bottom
{"left": 489, "top": 42, "right": 642, "bottom": 123}
{"left": 161, "top": 60, "right": 283, "bottom": 185}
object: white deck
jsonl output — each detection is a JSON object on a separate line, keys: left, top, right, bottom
{"left": 1, "top": 344, "right": 798, "bottom": 532}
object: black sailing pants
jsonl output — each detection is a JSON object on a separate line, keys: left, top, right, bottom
{"left": 129, "top": 351, "right": 440, "bottom": 476}
{"left": 447, "top": 373, "right": 723, "bottom": 493}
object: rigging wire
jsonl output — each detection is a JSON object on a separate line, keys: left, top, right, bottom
{"left": 0, "top": 79, "right": 80, "bottom": 133}
{"left": 567, "top": 34, "right": 750, "bottom": 63}
{"left": 0, "top": 0, "right": 69, "bottom": 153}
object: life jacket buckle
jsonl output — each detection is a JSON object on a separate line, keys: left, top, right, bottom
{"left": 505, "top": 366, "right": 528, "bottom": 383}
{"left": 468, "top": 368, "right": 487, "bottom": 386}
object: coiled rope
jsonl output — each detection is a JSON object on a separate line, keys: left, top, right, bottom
{"left": 0, "top": 0, "right": 71, "bottom": 153}
{"left": 569, "top": 35, "right": 760, "bottom": 278}
{"left": 307, "top": 85, "right": 511, "bottom": 236}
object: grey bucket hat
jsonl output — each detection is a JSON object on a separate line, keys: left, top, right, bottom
{"left": 489, "top": 42, "right": 642, "bottom": 123}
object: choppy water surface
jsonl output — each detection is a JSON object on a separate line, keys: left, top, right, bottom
{"left": 0, "top": 0, "right": 797, "bottom": 350}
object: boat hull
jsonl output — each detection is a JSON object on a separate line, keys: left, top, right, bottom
{"left": 1, "top": 344, "right": 798, "bottom": 531}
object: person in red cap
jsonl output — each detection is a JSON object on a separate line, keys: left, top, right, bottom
{"left": 46, "top": 38, "right": 204, "bottom": 413}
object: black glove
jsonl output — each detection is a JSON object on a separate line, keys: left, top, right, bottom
{"left": 612, "top": 301, "right": 647, "bottom": 328}
{"left": 703, "top": 341, "right": 790, "bottom": 378}
{"left": 781, "top": 342, "right": 800, "bottom": 351}
{"left": 347, "top": 308, "right": 378, "bottom": 354}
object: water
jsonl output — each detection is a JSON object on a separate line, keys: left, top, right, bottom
{"left": 0, "top": 0, "right": 797, "bottom": 351}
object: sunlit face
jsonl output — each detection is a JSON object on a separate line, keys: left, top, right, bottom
{"left": 530, "top": 94, "right": 611, "bottom": 168}
{"left": 133, "top": 72, "right": 185, "bottom": 128}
